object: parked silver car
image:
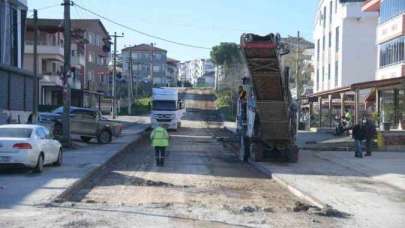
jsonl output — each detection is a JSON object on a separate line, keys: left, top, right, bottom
{"left": 39, "top": 107, "right": 122, "bottom": 144}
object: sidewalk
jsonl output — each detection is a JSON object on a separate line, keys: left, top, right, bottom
{"left": 253, "top": 150, "right": 405, "bottom": 228}
{"left": 0, "top": 123, "right": 149, "bottom": 210}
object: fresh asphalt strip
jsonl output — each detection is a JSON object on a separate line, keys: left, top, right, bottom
{"left": 54, "top": 127, "right": 150, "bottom": 203}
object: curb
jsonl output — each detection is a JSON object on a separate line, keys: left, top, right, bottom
{"left": 222, "top": 123, "right": 326, "bottom": 209}
{"left": 247, "top": 159, "right": 272, "bottom": 178}
{"left": 247, "top": 160, "right": 324, "bottom": 209}
{"left": 55, "top": 126, "right": 150, "bottom": 202}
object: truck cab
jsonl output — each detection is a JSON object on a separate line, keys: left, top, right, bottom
{"left": 151, "top": 88, "right": 185, "bottom": 130}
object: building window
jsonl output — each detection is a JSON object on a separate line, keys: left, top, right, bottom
{"left": 323, "top": 36, "right": 325, "bottom": 51}
{"left": 0, "top": 2, "right": 20, "bottom": 67}
{"left": 323, "top": 6, "right": 327, "bottom": 28}
{"left": 327, "top": 64, "right": 331, "bottom": 81}
{"left": 316, "top": 69, "right": 320, "bottom": 91}
{"left": 335, "top": 60, "right": 339, "bottom": 87}
{"left": 317, "top": 39, "right": 320, "bottom": 61}
{"left": 322, "top": 66, "right": 325, "bottom": 89}
{"left": 380, "top": 0, "right": 405, "bottom": 24}
{"left": 335, "top": 0, "right": 338, "bottom": 13}
{"left": 379, "top": 36, "right": 405, "bottom": 68}
{"left": 329, "top": 32, "right": 332, "bottom": 48}
{"left": 335, "top": 26, "right": 340, "bottom": 52}
{"left": 153, "top": 65, "right": 161, "bottom": 72}
{"left": 329, "top": 1, "right": 333, "bottom": 24}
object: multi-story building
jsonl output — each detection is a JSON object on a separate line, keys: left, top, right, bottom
{"left": 363, "top": 0, "right": 405, "bottom": 129}
{"left": 0, "top": 0, "right": 33, "bottom": 123}
{"left": 166, "top": 58, "right": 179, "bottom": 87}
{"left": 313, "top": 0, "right": 378, "bottom": 93}
{"left": 178, "top": 59, "right": 215, "bottom": 85}
{"left": 23, "top": 19, "right": 110, "bottom": 109}
{"left": 72, "top": 20, "right": 111, "bottom": 108}
{"left": 24, "top": 19, "right": 83, "bottom": 107}
{"left": 122, "top": 44, "right": 167, "bottom": 87}
{"left": 178, "top": 61, "right": 192, "bottom": 84}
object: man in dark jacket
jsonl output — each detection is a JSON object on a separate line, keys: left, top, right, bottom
{"left": 364, "top": 119, "right": 377, "bottom": 156}
{"left": 352, "top": 121, "right": 365, "bottom": 158}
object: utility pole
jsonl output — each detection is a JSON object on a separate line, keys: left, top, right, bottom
{"left": 296, "top": 31, "right": 301, "bottom": 132}
{"left": 32, "top": 9, "right": 38, "bottom": 124}
{"left": 128, "top": 47, "right": 133, "bottom": 115}
{"left": 62, "top": 0, "right": 73, "bottom": 146}
{"left": 111, "top": 32, "right": 124, "bottom": 119}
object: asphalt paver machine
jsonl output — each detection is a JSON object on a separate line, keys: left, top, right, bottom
{"left": 237, "top": 33, "right": 299, "bottom": 163}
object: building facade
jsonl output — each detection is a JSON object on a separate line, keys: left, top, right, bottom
{"left": 166, "top": 58, "right": 179, "bottom": 87}
{"left": 24, "top": 19, "right": 83, "bottom": 107}
{"left": 313, "top": 0, "right": 378, "bottom": 93}
{"left": 363, "top": 0, "right": 405, "bottom": 129}
{"left": 122, "top": 44, "right": 167, "bottom": 87}
{"left": 178, "top": 59, "right": 215, "bottom": 86}
{"left": 0, "top": 0, "right": 33, "bottom": 123}
{"left": 24, "top": 19, "right": 110, "bottom": 109}
{"left": 72, "top": 20, "right": 111, "bottom": 108}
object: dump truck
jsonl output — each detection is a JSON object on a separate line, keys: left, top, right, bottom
{"left": 237, "top": 33, "right": 299, "bottom": 163}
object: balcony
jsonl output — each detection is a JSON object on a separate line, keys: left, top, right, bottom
{"left": 71, "top": 55, "right": 85, "bottom": 66}
{"left": 39, "top": 74, "right": 81, "bottom": 90}
{"left": 25, "top": 44, "right": 64, "bottom": 60}
{"left": 377, "top": 63, "right": 405, "bottom": 80}
{"left": 68, "top": 77, "right": 82, "bottom": 90}
{"left": 40, "top": 74, "right": 63, "bottom": 87}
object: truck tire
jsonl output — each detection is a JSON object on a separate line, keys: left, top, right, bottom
{"left": 286, "top": 145, "right": 299, "bottom": 163}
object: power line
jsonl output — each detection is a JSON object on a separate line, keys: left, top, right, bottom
{"left": 73, "top": 3, "right": 211, "bottom": 50}
{"left": 27, "top": 4, "right": 60, "bottom": 17}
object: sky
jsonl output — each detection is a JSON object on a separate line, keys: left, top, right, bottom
{"left": 27, "top": 0, "right": 318, "bottom": 62}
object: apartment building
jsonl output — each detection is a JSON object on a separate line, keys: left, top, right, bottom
{"left": 24, "top": 19, "right": 83, "bottom": 107}
{"left": 0, "top": 0, "right": 33, "bottom": 123}
{"left": 72, "top": 20, "right": 111, "bottom": 108}
{"left": 178, "top": 59, "right": 215, "bottom": 86}
{"left": 363, "top": 0, "right": 405, "bottom": 129}
{"left": 23, "top": 19, "right": 111, "bottom": 109}
{"left": 166, "top": 58, "right": 179, "bottom": 87}
{"left": 122, "top": 44, "right": 167, "bottom": 87}
{"left": 313, "top": 0, "right": 378, "bottom": 93}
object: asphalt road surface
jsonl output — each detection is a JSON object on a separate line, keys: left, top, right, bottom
{"left": 0, "top": 89, "right": 338, "bottom": 228}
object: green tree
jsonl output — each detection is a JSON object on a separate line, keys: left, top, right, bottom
{"left": 210, "top": 42, "right": 241, "bottom": 66}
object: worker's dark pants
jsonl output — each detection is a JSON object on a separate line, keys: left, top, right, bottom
{"left": 155, "top": 147, "right": 166, "bottom": 165}
{"left": 365, "top": 139, "right": 373, "bottom": 156}
{"left": 354, "top": 140, "right": 363, "bottom": 158}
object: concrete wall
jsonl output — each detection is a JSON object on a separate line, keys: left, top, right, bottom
{"left": 341, "top": 16, "right": 378, "bottom": 86}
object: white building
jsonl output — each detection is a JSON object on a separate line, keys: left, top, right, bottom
{"left": 178, "top": 59, "right": 215, "bottom": 85}
{"left": 313, "top": 0, "right": 378, "bottom": 93}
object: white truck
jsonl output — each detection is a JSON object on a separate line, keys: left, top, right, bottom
{"left": 151, "top": 88, "right": 185, "bottom": 129}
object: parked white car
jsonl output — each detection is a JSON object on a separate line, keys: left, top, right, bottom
{"left": 0, "top": 125, "right": 63, "bottom": 173}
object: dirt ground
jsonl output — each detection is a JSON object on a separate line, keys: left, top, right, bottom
{"left": 0, "top": 89, "right": 339, "bottom": 227}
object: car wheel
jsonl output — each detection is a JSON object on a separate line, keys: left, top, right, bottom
{"left": 97, "top": 129, "right": 112, "bottom": 144}
{"left": 54, "top": 149, "right": 63, "bottom": 166}
{"left": 80, "top": 136, "right": 92, "bottom": 143}
{"left": 34, "top": 154, "right": 44, "bottom": 173}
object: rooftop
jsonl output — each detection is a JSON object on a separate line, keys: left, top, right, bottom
{"left": 122, "top": 44, "right": 167, "bottom": 53}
